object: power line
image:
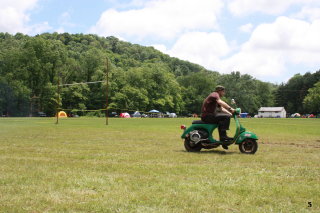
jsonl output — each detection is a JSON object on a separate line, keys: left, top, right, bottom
{"left": 275, "top": 89, "right": 309, "bottom": 92}
{"left": 59, "top": 80, "right": 106, "bottom": 87}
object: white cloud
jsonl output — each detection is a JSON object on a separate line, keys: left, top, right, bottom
{"left": 30, "top": 21, "right": 51, "bottom": 34}
{"left": 0, "top": 7, "right": 28, "bottom": 33}
{"left": 90, "top": 0, "right": 224, "bottom": 41}
{"left": 0, "top": 0, "right": 38, "bottom": 12}
{"left": 239, "top": 23, "right": 253, "bottom": 33}
{"left": 166, "top": 32, "right": 230, "bottom": 70}
{"left": 228, "top": 0, "right": 320, "bottom": 16}
{"left": 59, "top": 12, "right": 71, "bottom": 25}
{"left": 220, "top": 48, "right": 286, "bottom": 79}
{"left": 152, "top": 44, "right": 168, "bottom": 53}
{"left": 247, "top": 17, "right": 320, "bottom": 63}
{"left": 58, "top": 12, "right": 76, "bottom": 29}
{"left": 0, "top": 0, "right": 51, "bottom": 34}
{"left": 163, "top": 16, "right": 320, "bottom": 82}
{"left": 89, "top": 0, "right": 320, "bottom": 83}
{"left": 2, "top": 0, "right": 317, "bottom": 83}
{"left": 219, "top": 16, "right": 320, "bottom": 81}
{"left": 104, "top": 0, "right": 149, "bottom": 10}
{"left": 55, "top": 27, "right": 65, "bottom": 34}
{"left": 293, "top": 6, "right": 320, "bottom": 22}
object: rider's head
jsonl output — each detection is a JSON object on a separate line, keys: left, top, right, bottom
{"left": 215, "top": 85, "right": 225, "bottom": 97}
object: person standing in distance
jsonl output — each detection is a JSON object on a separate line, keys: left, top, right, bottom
{"left": 201, "top": 86, "right": 235, "bottom": 149}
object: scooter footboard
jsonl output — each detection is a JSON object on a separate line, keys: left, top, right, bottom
{"left": 235, "top": 131, "right": 258, "bottom": 144}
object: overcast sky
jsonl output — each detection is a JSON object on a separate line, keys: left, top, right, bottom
{"left": 1, "top": 0, "right": 320, "bottom": 83}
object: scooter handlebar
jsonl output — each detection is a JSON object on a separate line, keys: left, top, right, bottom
{"left": 234, "top": 108, "right": 241, "bottom": 115}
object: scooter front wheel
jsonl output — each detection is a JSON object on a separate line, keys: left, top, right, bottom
{"left": 184, "top": 138, "right": 202, "bottom": 152}
{"left": 239, "top": 139, "right": 258, "bottom": 154}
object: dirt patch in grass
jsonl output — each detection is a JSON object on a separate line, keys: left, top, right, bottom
{"left": 261, "top": 141, "right": 320, "bottom": 148}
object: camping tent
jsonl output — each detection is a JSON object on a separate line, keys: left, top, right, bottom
{"left": 57, "top": 111, "right": 67, "bottom": 118}
{"left": 120, "top": 112, "right": 131, "bottom": 118}
{"left": 148, "top": 109, "right": 161, "bottom": 118}
{"left": 131, "top": 111, "right": 141, "bottom": 117}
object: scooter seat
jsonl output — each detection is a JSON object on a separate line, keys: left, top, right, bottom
{"left": 192, "top": 120, "right": 207, "bottom": 124}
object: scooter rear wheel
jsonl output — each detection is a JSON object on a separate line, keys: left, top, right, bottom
{"left": 239, "top": 139, "right": 258, "bottom": 154}
{"left": 184, "top": 138, "right": 202, "bottom": 152}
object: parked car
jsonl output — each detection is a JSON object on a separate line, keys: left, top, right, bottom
{"left": 169, "top": 112, "right": 177, "bottom": 118}
{"left": 109, "top": 112, "right": 118, "bottom": 117}
{"left": 38, "top": 112, "right": 46, "bottom": 117}
{"left": 165, "top": 112, "right": 177, "bottom": 118}
{"left": 141, "top": 113, "right": 148, "bottom": 118}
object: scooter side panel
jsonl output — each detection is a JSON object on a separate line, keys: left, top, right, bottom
{"left": 181, "top": 124, "right": 218, "bottom": 142}
{"left": 235, "top": 131, "right": 258, "bottom": 144}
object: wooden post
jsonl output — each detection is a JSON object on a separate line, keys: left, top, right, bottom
{"left": 105, "top": 57, "right": 109, "bottom": 125}
{"left": 56, "top": 72, "right": 60, "bottom": 125}
{"left": 29, "top": 96, "right": 33, "bottom": 117}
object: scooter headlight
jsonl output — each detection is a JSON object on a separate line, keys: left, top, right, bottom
{"left": 235, "top": 108, "right": 241, "bottom": 115}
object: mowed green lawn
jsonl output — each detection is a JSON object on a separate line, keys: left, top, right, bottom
{"left": 0, "top": 117, "right": 319, "bottom": 212}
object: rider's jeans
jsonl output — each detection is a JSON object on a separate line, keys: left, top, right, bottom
{"left": 201, "top": 114, "right": 231, "bottom": 131}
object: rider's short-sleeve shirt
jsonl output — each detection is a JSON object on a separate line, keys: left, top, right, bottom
{"left": 201, "top": 92, "right": 220, "bottom": 117}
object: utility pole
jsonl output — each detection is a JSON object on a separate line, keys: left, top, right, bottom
{"left": 29, "top": 96, "right": 33, "bottom": 117}
{"left": 56, "top": 72, "right": 61, "bottom": 125}
{"left": 105, "top": 57, "right": 109, "bottom": 125}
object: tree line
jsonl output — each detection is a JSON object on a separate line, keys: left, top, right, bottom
{"left": 275, "top": 72, "right": 320, "bottom": 114}
{"left": 0, "top": 32, "right": 319, "bottom": 117}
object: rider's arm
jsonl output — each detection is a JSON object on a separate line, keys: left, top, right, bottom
{"left": 221, "top": 107, "right": 232, "bottom": 116}
{"left": 217, "top": 99, "right": 235, "bottom": 113}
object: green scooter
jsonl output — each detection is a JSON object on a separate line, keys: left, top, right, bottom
{"left": 180, "top": 102, "right": 258, "bottom": 154}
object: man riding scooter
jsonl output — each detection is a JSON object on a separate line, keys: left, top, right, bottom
{"left": 201, "top": 86, "right": 235, "bottom": 149}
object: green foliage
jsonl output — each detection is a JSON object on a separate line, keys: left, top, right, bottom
{"left": 275, "top": 71, "right": 320, "bottom": 113}
{"left": 303, "top": 81, "right": 320, "bottom": 113}
{"left": 85, "top": 111, "right": 104, "bottom": 117}
{"left": 2, "top": 32, "right": 317, "bottom": 116}
{"left": 217, "top": 72, "right": 276, "bottom": 114}
{"left": 0, "top": 77, "right": 31, "bottom": 116}
{"left": 61, "top": 83, "right": 90, "bottom": 111}
{"left": 177, "top": 71, "right": 218, "bottom": 114}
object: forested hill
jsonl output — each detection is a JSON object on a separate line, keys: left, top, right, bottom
{"left": 0, "top": 33, "right": 319, "bottom": 116}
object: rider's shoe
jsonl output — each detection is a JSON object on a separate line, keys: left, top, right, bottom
{"left": 220, "top": 136, "right": 233, "bottom": 150}
{"left": 220, "top": 136, "right": 233, "bottom": 142}
{"left": 222, "top": 144, "right": 229, "bottom": 150}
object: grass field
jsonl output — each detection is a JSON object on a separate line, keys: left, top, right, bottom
{"left": 0, "top": 117, "right": 319, "bottom": 212}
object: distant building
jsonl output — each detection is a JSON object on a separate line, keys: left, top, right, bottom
{"left": 258, "top": 107, "right": 286, "bottom": 118}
